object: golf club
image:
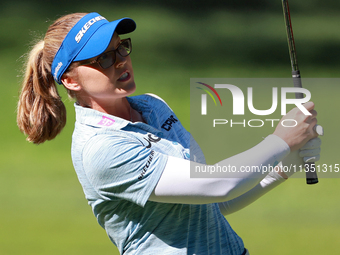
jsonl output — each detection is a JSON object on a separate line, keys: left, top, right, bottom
{"left": 282, "top": 0, "right": 319, "bottom": 184}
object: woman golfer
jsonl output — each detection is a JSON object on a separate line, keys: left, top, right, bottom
{"left": 17, "top": 12, "right": 321, "bottom": 255}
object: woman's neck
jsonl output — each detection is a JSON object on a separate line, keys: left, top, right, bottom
{"left": 81, "top": 96, "right": 131, "bottom": 121}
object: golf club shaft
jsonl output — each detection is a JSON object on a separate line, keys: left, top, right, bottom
{"left": 282, "top": 0, "right": 318, "bottom": 184}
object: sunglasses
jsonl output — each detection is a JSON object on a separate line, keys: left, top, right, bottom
{"left": 79, "top": 38, "right": 132, "bottom": 69}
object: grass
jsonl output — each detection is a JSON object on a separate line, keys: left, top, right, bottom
{"left": 1, "top": 2, "right": 339, "bottom": 254}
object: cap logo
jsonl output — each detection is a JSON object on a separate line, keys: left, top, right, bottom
{"left": 75, "top": 16, "right": 106, "bottom": 43}
{"left": 53, "top": 62, "right": 63, "bottom": 81}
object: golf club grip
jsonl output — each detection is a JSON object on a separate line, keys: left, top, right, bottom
{"left": 305, "top": 163, "right": 318, "bottom": 184}
{"left": 292, "top": 71, "right": 319, "bottom": 184}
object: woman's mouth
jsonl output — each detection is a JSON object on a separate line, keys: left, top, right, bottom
{"left": 118, "top": 71, "right": 130, "bottom": 82}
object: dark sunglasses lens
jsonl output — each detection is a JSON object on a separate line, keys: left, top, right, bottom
{"left": 97, "top": 39, "right": 132, "bottom": 69}
{"left": 118, "top": 40, "right": 132, "bottom": 57}
{"left": 98, "top": 52, "right": 115, "bottom": 69}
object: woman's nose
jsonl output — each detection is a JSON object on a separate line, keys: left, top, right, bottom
{"left": 114, "top": 52, "right": 127, "bottom": 68}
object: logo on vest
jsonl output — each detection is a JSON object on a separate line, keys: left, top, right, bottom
{"left": 161, "top": 115, "right": 178, "bottom": 131}
{"left": 143, "top": 134, "right": 161, "bottom": 148}
{"left": 98, "top": 116, "right": 115, "bottom": 126}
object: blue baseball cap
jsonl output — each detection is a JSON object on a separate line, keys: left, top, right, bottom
{"left": 51, "top": 12, "right": 136, "bottom": 84}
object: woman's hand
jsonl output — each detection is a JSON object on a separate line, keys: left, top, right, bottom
{"left": 274, "top": 101, "right": 318, "bottom": 151}
{"left": 278, "top": 137, "right": 322, "bottom": 179}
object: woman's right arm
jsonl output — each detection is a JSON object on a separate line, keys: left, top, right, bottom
{"left": 149, "top": 102, "right": 318, "bottom": 204}
{"left": 149, "top": 134, "right": 289, "bottom": 204}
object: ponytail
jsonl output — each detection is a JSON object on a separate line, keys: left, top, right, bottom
{"left": 17, "top": 13, "right": 87, "bottom": 144}
{"left": 17, "top": 40, "right": 66, "bottom": 144}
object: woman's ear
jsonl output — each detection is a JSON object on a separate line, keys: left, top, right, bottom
{"left": 61, "top": 75, "right": 81, "bottom": 91}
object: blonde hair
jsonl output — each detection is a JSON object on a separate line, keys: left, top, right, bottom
{"left": 17, "top": 13, "right": 87, "bottom": 144}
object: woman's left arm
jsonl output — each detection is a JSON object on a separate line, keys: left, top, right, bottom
{"left": 219, "top": 137, "right": 321, "bottom": 215}
{"left": 218, "top": 169, "right": 286, "bottom": 215}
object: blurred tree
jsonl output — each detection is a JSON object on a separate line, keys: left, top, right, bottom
{"left": 1, "top": 0, "right": 340, "bottom": 16}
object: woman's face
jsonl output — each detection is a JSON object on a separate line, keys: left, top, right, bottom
{"left": 75, "top": 33, "right": 136, "bottom": 105}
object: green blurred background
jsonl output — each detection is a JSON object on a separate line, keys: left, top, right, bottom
{"left": 1, "top": 0, "right": 339, "bottom": 254}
